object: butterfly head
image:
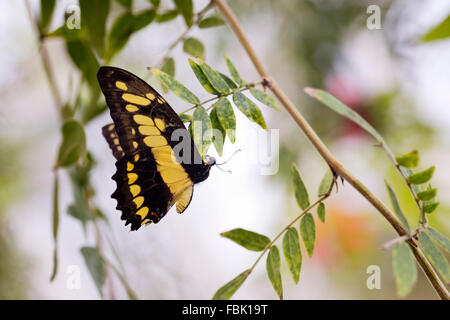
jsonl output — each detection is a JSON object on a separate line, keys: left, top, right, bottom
{"left": 204, "top": 155, "right": 216, "bottom": 167}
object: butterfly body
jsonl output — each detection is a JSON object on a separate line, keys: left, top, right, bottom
{"left": 98, "top": 66, "right": 213, "bottom": 230}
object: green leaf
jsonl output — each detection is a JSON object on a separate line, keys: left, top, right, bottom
{"left": 318, "top": 169, "right": 333, "bottom": 196}
{"left": 188, "top": 58, "right": 219, "bottom": 95}
{"left": 149, "top": 0, "right": 160, "bottom": 7}
{"left": 116, "top": 0, "right": 132, "bottom": 9}
{"left": 199, "top": 15, "right": 225, "bottom": 28}
{"left": 417, "top": 188, "right": 437, "bottom": 201}
{"left": 66, "top": 39, "right": 99, "bottom": 89}
{"left": 407, "top": 166, "right": 435, "bottom": 185}
{"left": 266, "top": 246, "right": 282, "bottom": 299}
{"left": 291, "top": 164, "right": 310, "bottom": 210}
{"left": 419, "top": 232, "right": 450, "bottom": 283}
{"left": 232, "top": 92, "right": 267, "bottom": 129}
{"left": 192, "top": 106, "right": 212, "bottom": 155}
{"left": 56, "top": 120, "right": 86, "bottom": 167}
{"left": 197, "top": 58, "right": 230, "bottom": 94}
{"left": 304, "top": 88, "right": 387, "bottom": 146}
{"left": 156, "top": 10, "right": 178, "bottom": 23}
{"left": 106, "top": 10, "right": 155, "bottom": 61}
{"left": 422, "top": 14, "right": 450, "bottom": 42}
{"left": 174, "top": 0, "right": 193, "bottom": 26}
{"left": 80, "top": 0, "right": 110, "bottom": 57}
{"left": 133, "top": 9, "right": 156, "bottom": 31}
{"left": 385, "top": 182, "right": 411, "bottom": 232}
{"left": 149, "top": 67, "right": 200, "bottom": 104}
{"left": 80, "top": 247, "right": 105, "bottom": 297}
{"left": 427, "top": 227, "right": 450, "bottom": 253}
{"left": 210, "top": 108, "right": 225, "bottom": 156}
{"left": 282, "top": 228, "right": 302, "bottom": 284}
{"left": 317, "top": 202, "right": 326, "bottom": 223}
{"left": 40, "top": 0, "right": 56, "bottom": 32}
{"left": 183, "top": 37, "right": 205, "bottom": 59}
{"left": 161, "top": 57, "right": 175, "bottom": 76}
{"left": 395, "top": 150, "right": 419, "bottom": 168}
{"left": 221, "top": 228, "right": 270, "bottom": 251}
{"left": 178, "top": 113, "right": 192, "bottom": 123}
{"left": 300, "top": 213, "right": 315, "bottom": 258}
{"left": 214, "top": 97, "right": 236, "bottom": 143}
{"left": 250, "top": 88, "right": 280, "bottom": 111}
{"left": 423, "top": 201, "right": 440, "bottom": 214}
{"left": 220, "top": 72, "right": 238, "bottom": 89}
{"left": 212, "top": 270, "right": 250, "bottom": 300}
{"left": 392, "top": 242, "right": 417, "bottom": 297}
{"left": 50, "top": 172, "right": 59, "bottom": 281}
{"left": 224, "top": 55, "right": 245, "bottom": 86}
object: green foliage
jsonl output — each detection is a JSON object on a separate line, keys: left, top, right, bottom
{"left": 50, "top": 172, "right": 59, "bottom": 281}
{"left": 80, "top": 0, "right": 110, "bottom": 57}
{"left": 427, "top": 228, "right": 450, "bottom": 253}
{"left": 81, "top": 247, "right": 105, "bottom": 297}
{"left": 214, "top": 97, "right": 236, "bottom": 143}
{"left": 417, "top": 188, "right": 437, "bottom": 201}
{"left": 300, "top": 213, "right": 315, "bottom": 257}
{"left": 392, "top": 242, "right": 417, "bottom": 297}
{"left": 395, "top": 150, "right": 419, "bottom": 168}
{"left": 209, "top": 108, "right": 225, "bottom": 155}
{"left": 198, "top": 15, "right": 225, "bottom": 28}
{"left": 183, "top": 37, "right": 205, "bottom": 59}
{"left": 221, "top": 228, "right": 270, "bottom": 251}
{"left": 266, "top": 246, "right": 282, "bottom": 299}
{"left": 56, "top": 120, "right": 86, "bottom": 167}
{"left": 419, "top": 232, "right": 450, "bottom": 283}
{"left": 291, "top": 164, "right": 310, "bottom": 210}
{"left": 282, "top": 228, "right": 302, "bottom": 284}
{"left": 188, "top": 58, "right": 219, "bottom": 94}
{"left": 317, "top": 202, "right": 325, "bottom": 223}
{"left": 407, "top": 166, "right": 435, "bottom": 185}
{"left": 174, "top": 0, "right": 193, "bottom": 26}
{"left": 249, "top": 89, "right": 280, "bottom": 111}
{"left": 149, "top": 67, "right": 200, "bottom": 104}
{"left": 40, "top": 0, "right": 56, "bottom": 32}
{"left": 385, "top": 182, "right": 411, "bottom": 232}
{"left": 232, "top": 92, "right": 267, "bottom": 129}
{"left": 422, "top": 14, "right": 450, "bottom": 42}
{"left": 212, "top": 270, "right": 250, "bottom": 300}
{"left": 197, "top": 58, "right": 230, "bottom": 94}
{"left": 192, "top": 106, "right": 212, "bottom": 156}
{"left": 224, "top": 56, "right": 246, "bottom": 86}
{"left": 318, "top": 169, "right": 333, "bottom": 196}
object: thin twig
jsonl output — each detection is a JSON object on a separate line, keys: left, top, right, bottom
{"left": 25, "top": 0, "right": 64, "bottom": 118}
{"left": 214, "top": 0, "right": 449, "bottom": 300}
{"left": 155, "top": 0, "right": 214, "bottom": 68}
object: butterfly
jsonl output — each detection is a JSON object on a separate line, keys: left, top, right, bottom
{"left": 97, "top": 66, "right": 215, "bottom": 231}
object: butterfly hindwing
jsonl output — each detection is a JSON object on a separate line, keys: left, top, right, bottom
{"left": 98, "top": 66, "right": 210, "bottom": 230}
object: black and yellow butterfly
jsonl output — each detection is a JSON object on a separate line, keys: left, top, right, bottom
{"left": 98, "top": 66, "right": 215, "bottom": 231}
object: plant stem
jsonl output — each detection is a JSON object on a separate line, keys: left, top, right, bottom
{"left": 214, "top": 0, "right": 449, "bottom": 300}
{"left": 155, "top": 0, "right": 214, "bottom": 68}
{"left": 25, "top": 0, "right": 63, "bottom": 118}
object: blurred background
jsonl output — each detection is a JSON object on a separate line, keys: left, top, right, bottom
{"left": 0, "top": 0, "right": 449, "bottom": 299}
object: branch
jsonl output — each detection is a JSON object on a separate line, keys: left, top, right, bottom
{"left": 155, "top": 0, "right": 214, "bottom": 68}
{"left": 213, "top": 0, "right": 449, "bottom": 300}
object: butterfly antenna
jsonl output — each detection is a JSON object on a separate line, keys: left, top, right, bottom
{"left": 216, "top": 165, "right": 232, "bottom": 174}
{"left": 216, "top": 149, "right": 242, "bottom": 166}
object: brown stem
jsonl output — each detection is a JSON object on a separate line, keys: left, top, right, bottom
{"left": 214, "top": 0, "right": 449, "bottom": 300}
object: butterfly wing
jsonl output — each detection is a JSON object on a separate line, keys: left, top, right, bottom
{"left": 98, "top": 66, "right": 204, "bottom": 230}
